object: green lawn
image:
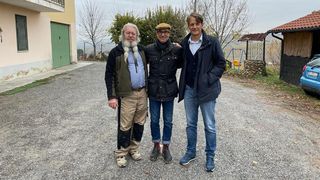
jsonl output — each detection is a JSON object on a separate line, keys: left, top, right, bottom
{"left": 0, "top": 78, "right": 51, "bottom": 96}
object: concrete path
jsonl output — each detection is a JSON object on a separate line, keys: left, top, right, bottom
{"left": 0, "top": 62, "right": 92, "bottom": 94}
{"left": 0, "top": 62, "right": 319, "bottom": 179}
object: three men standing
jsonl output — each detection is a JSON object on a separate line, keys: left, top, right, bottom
{"left": 105, "top": 12, "right": 225, "bottom": 172}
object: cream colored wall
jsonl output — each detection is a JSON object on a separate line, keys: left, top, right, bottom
{"left": 0, "top": 1, "right": 77, "bottom": 80}
{"left": 46, "top": 0, "right": 77, "bottom": 63}
{"left": 47, "top": 1, "right": 75, "bottom": 24}
{"left": 0, "top": 3, "right": 51, "bottom": 68}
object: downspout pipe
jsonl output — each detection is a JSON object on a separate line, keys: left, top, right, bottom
{"left": 271, "top": 32, "right": 284, "bottom": 57}
{"left": 271, "top": 32, "right": 283, "bottom": 41}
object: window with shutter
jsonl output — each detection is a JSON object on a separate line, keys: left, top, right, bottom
{"left": 15, "top": 15, "right": 28, "bottom": 51}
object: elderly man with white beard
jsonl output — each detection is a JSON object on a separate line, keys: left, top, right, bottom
{"left": 105, "top": 23, "right": 148, "bottom": 168}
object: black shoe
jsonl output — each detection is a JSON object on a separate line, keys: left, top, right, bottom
{"left": 162, "top": 144, "right": 172, "bottom": 164}
{"left": 150, "top": 143, "right": 161, "bottom": 161}
{"left": 206, "top": 156, "right": 215, "bottom": 172}
{"left": 179, "top": 152, "right": 196, "bottom": 166}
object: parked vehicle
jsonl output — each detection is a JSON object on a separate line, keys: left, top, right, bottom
{"left": 300, "top": 54, "right": 320, "bottom": 96}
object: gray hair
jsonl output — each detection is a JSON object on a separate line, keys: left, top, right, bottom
{"left": 119, "top": 23, "right": 141, "bottom": 43}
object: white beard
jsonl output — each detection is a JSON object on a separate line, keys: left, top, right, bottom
{"left": 122, "top": 40, "right": 139, "bottom": 63}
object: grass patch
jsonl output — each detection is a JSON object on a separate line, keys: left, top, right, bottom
{"left": 0, "top": 78, "right": 51, "bottom": 96}
{"left": 225, "top": 66, "right": 305, "bottom": 95}
{"left": 225, "top": 68, "right": 241, "bottom": 76}
{"left": 253, "top": 67, "right": 305, "bottom": 95}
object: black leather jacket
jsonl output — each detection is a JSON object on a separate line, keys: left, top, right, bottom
{"left": 145, "top": 42, "right": 183, "bottom": 101}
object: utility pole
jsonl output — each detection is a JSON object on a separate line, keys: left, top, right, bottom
{"left": 193, "top": 0, "right": 197, "bottom": 12}
{"left": 83, "top": 42, "right": 86, "bottom": 60}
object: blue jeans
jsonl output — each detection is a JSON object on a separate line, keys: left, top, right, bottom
{"left": 149, "top": 99, "right": 174, "bottom": 144}
{"left": 184, "top": 86, "right": 216, "bottom": 158}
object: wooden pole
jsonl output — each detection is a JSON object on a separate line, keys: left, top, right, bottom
{"left": 83, "top": 42, "right": 86, "bottom": 60}
{"left": 246, "top": 40, "right": 249, "bottom": 60}
{"left": 263, "top": 38, "right": 266, "bottom": 64}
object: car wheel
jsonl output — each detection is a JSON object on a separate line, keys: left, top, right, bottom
{"left": 303, "top": 89, "right": 319, "bottom": 98}
{"left": 303, "top": 89, "right": 310, "bottom": 94}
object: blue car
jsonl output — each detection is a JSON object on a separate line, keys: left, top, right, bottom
{"left": 300, "top": 54, "right": 320, "bottom": 96}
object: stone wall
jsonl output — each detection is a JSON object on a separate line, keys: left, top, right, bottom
{"left": 243, "top": 60, "right": 267, "bottom": 77}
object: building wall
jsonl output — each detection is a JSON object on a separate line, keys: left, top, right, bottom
{"left": 283, "top": 31, "right": 312, "bottom": 58}
{"left": 46, "top": 0, "right": 77, "bottom": 63}
{"left": 280, "top": 55, "right": 309, "bottom": 85}
{"left": 0, "top": 2, "right": 52, "bottom": 79}
{"left": 312, "top": 30, "right": 320, "bottom": 55}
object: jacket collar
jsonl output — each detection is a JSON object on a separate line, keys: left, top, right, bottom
{"left": 182, "top": 30, "right": 210, "bottom": 48}
{"left": 188, "top": 34, "right": 203, "bottom": 44}
{"left": 153, "top": 40, "right": 174, "bottom": 54}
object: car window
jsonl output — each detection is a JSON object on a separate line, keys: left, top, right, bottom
{"left": 311, "top": 54, "right": 320, "bottom": 60}
{"left": 307, "top": 54, "right": 320, "bottom": 66}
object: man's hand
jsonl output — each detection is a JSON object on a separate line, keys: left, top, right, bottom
{"left": 173, "top": 42, "right": 182, "bottom": 48}
{"left": 108, "top": 98, "right": 118, "bottom": 109}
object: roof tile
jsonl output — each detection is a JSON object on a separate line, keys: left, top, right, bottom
{"left": 268, "top": 10, "right": 320, "bottom": 33}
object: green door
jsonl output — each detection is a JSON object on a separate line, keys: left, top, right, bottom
{"left": 51, "top": 22, "right": 71, "bottom": 68}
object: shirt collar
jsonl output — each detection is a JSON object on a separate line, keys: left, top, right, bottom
{"left": 188, "top": 34, "right": 203, "bottom": 44}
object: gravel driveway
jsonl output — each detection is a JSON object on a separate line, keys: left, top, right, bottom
{"left": 0, "top": 62, "right": 319, "bottom": 179}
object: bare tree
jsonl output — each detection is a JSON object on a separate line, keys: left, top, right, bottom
{"left": 266, "top": 40, "right": 281, "bottom": 66}
{"left": 188, "top": 0, "right": 249, "bottom": 50}
{"left": 193, "top": 0, "right": 198, "bottom": 12}
{"left": 78, "top": 0, "right": 106, "bottom": 57}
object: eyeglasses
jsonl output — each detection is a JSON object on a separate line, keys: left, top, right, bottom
{"left": 156, "top": 30, "right": 170, "bottom": 34}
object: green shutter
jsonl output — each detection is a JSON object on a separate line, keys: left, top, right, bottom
{"left": 15, "top": 15, "right": 28, "bottom": 51}
{"left": 51, "top": 22, "right": 71, "bottom": 68}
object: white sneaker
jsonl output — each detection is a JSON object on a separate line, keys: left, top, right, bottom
{"left": 116, "top": 156, "right": 127, "bottom": 168}
{"left": 129, "top": 150, "right": 142, "bottom": 161}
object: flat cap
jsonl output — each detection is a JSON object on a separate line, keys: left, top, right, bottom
{"left": 155, "top": 23, "right": 171, "bottom": 30}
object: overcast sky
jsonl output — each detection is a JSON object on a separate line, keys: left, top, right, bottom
{"left": 76, "top": 0, "right": 320, "bottom": 50}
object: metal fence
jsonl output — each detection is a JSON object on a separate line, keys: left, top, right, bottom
{"left": 44, "top": 0, "right": 65, "bottom": 7}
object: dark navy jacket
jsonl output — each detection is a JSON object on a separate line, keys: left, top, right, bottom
{"left": 178, "top": 31, "right": 226, "bottom": 104}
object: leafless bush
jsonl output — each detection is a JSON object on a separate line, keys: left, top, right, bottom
{"left": 266, "top": 40, "right": 281, "bottom": 67}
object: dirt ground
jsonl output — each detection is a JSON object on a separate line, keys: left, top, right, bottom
{"left": 1, "top": 63, "right": 319, "bottom": 179}
{"left": 224, "top": 75, "right": 320, "bottom": 122}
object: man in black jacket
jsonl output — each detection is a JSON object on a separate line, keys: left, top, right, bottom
{"left": 145, "top": 23, "right": 182, "bottom": 164}
{"left": 178, "top": 13, "right": 226, "bottom": 172}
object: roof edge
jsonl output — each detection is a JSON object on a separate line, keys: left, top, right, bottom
{"left": 267, "top": 26, "right": 320, "bottom": 34}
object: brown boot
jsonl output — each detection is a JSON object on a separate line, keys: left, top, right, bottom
{"left": 162, "top": 144, "right": 172, "bottom": 164}
{"left": 150, "top": 142, "right": 161, "bottom": 161}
